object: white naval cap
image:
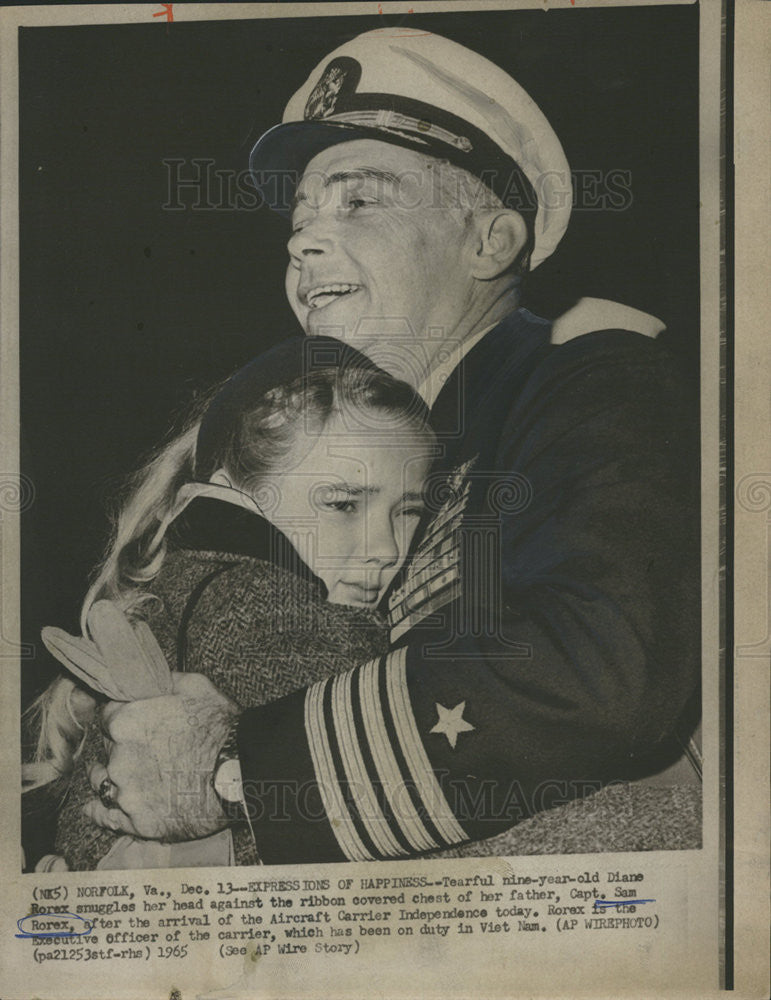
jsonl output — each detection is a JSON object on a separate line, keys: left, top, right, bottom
{"left": 249, "top": 28, "right": 572, "bottom": 269}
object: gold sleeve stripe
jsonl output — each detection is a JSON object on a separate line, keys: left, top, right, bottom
{"left": 329, "top": 669, "right": 408, "bottom": 858}
{"left": 384, "top": 647, "right": 468, "bottom": 845}
{"left": 358, "top": 657, "right": 438, "bottom": 853}
{"left": 304, "top": 678, "right": 374, "bottom": 862}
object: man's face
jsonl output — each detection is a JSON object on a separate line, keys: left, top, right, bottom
{"left": 285, "top": 140, "right": 476, "bottom": 372}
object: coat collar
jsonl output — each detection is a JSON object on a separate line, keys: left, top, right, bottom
{"left": 168, "top": 495, "right": 326, "bottom": 595}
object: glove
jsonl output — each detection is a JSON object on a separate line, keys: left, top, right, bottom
{"left": 41, "top": 600, "right": 172, "bottom": 700}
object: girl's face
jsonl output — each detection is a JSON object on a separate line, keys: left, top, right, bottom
{"left": 256, "top": 411, "right": 433, "bottom": 607}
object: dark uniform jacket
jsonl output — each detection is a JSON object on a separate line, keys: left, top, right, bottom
{"left": 237, "top": 309, "right": 701, "bottom": 864}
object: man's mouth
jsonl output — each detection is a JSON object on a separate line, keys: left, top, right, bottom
{"left": 304, "top": 283, "right": 361, "bottom": 310}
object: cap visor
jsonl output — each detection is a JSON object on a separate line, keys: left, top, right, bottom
{"left": 248, "top": 119, "right": 443, "bottom": 215}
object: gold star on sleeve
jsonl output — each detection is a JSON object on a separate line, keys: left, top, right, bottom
{"left": 429, "top": 701, "right": 475, "bottom": 749}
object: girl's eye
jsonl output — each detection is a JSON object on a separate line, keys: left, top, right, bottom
{"left": 397, "top": 506, "right": 425, "bottom": 520}
{"left": 314, "top": 485, "right": 360, "bottom": 513}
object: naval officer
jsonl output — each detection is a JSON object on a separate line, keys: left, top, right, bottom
{"left": 86, "top": 28, "right": 700, "bottom": 861}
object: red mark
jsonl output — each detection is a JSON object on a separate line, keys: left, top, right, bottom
{"left": 378, "top": 3, "right": 426, "bottom": 34}
{"left": 153, "top": 3, "right": 174, "bottom": 21}
{"left": 378, "top": 4, "right": 417, "bottom": 19}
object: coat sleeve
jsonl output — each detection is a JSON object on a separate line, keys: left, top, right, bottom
{"left": 236, "top": 334, "right": 700, "bottom": 864}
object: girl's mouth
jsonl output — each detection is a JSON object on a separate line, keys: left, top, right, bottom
{"left": 340, "top": 581, "right": 380, "bottom": 604}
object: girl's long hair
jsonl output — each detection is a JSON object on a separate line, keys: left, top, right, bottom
{"left": 80, "top": 417, "right": 204, "bottom": 634}
{"left": 24, "top": 386, "right": 219, "bottom": 784}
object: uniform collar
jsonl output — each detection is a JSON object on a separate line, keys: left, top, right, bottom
{"left": 550, "top": 297, "right": 665, "bottom": 345}
{"left": 420, "top": 297, "right": 666, "bottom": 411}
{"left": 416, "top": 320, "right": 501, "bottom": 408}
{"left": 428, "top": 309, "right": 551, "bottom": 433}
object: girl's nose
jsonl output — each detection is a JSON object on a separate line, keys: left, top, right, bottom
{"left": 360, "top": 515, "right": 400, "bottom": 568}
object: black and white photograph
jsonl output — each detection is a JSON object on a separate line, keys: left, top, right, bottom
{"left": 19, "top": 0, "right": 705, "bottom": 871}
{"left": 1, "top": 1, "right": 766, "bottom": 998}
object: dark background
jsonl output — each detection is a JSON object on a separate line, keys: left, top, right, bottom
{"left": 19, "top": 4, "right": 700, "bottom": 703}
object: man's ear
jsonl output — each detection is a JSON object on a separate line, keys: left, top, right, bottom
{"left": 208, "top": 468, "right": 233, "bottom": 488}
{"left": 470, "top": 210, "right": 529, "bottom": 280}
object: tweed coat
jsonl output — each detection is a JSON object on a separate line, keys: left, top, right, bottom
{"left": 54, "top": 497, "right": 388, "bottom": 870}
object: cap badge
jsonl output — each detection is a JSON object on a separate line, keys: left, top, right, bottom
{"left": 304, "top": 57, "right": 362, "bottom": 121}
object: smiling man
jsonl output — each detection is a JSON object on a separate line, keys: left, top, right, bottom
{"left": 283, "top": 139, "right": 532, "bottom": 403}
{"left": 86, "top": 28, "right": 700, "bottom": 861}
{"left": 286, "top": 146, "right": 515, "bottom": 336}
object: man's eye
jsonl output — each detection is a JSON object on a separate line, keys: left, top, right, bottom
{"left": 346, "top": 196, "right": 376, "bottom": 210}
{"left": 325, "top": 499, "right": 358, "bottom": 513}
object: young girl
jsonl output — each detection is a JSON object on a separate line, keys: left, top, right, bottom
{"left": 27, "top": 335, "right": 434, "bottom": 870}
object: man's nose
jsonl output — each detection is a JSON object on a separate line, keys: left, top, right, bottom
{"left": 287, "top": 214, "right": 335, "bottom": 259}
